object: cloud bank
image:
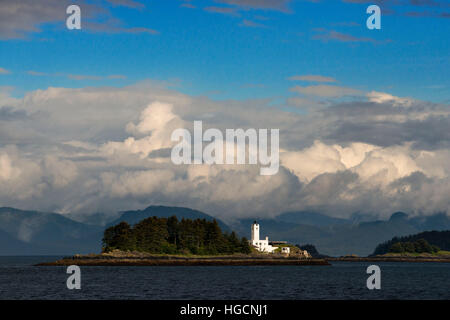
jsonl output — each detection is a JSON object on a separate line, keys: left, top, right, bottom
{"left": 0, "top": 82, "right": 448, "bottom": 222}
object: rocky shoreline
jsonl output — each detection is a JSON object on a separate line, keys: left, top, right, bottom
{"left": 36, "top": 251, "right": 450, "bottom": 266}
{"left": 327, "top": 256, "right": 450, "bottom": 263}
{"left": 36, "top": 252, "right": 330, "bottom": 266}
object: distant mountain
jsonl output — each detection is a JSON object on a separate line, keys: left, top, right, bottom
{"left": 109, "top": 205, "right": 230, "bottom": 232}
{"left": 0, "top": 205, "right": 232, "bottom": 256}
{"left": 389, "top": 212, "right": 409, "bottom": 221}
{"left": 0, "top": 207, "right": 103, "bottom": 255}
{"left": 66, "top": 211, "right": 119, "bottom": 226}
{"left": 232, "top": 218, "right": 296, "bottom": 236}
{"left": 0, "top": 229, "right": 39, "bottom": 255}
{"left": 410, "top": 213, "right": 450, "bottom": 231}
{"left": 234, "top": 211, "right": 450, "bottom": 257}
{"left": 277, "top": 211, "right": 349, "bottom": 227}
{"left": 313, "top": 213, "right": 419, "bottom": 256}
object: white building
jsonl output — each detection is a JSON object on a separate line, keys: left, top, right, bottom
{"left": 250, "top": 221, "right": 277, "bottom": 253}
{"left": 249, "top": 221, "right": 310, "bottom": 257}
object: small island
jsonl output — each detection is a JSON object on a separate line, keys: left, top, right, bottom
{"left": 38, "top": 216, "right": 329, "bottom": 266}
{"left": 328, "top": 231, "right": 450, "bottom": 263}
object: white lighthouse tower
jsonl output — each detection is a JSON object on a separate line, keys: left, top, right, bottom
{"left": 251, "top": 221, "right": 260, "bottom": 243}
{"left": 250, "top": 221, "right": 276, "bottom": 253}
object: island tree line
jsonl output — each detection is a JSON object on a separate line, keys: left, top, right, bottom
{"left": 373, "top": 231, "right": 450, "bottom": 255}
{"left": 102, "top": 216, "right": 252, "bottom": 255}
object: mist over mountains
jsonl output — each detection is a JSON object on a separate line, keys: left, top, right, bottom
{"left": 0, "top": 206, "right": 449, "bottom": 256}
{"left": 0, "top": 207, "right": 103, "bottom": 255}
{"left": 0, "top": 206, "right": 229, "bottom": 255}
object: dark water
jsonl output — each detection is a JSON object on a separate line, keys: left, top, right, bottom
{"left": 0, "top": 256, "right": 448, "bottom": 300}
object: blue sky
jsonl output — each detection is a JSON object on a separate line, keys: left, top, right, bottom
{"left": 0, "top": 0, "right": 449, "bottom": 102}
{"left": 0, "top": 1, "right": 449, "bottom": 219}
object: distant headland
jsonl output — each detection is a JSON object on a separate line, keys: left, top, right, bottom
{"left": 328, "top": 230, "right": 450, "bottom": 263}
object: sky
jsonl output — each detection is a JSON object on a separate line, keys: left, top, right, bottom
{"left": 0, "top": 0, "right": 449, "bottom": 222}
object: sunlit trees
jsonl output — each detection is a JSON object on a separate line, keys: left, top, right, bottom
{"left": 102, "top": 216, "right": 251, "bottom": 255}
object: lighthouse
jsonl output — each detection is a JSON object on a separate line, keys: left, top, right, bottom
{"left": 250, "top": 221, "right": 276, "bottom": 253}
{"left": 251, "top": 221, "right": 260, "bottom": 242}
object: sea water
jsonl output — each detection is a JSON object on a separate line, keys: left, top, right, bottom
{"left": 0, "top": 256, "right": 448, "bottom": 300}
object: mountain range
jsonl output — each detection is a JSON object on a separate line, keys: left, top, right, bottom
{"left": 0, "top": 206, "right": 449, "bottom": 256}
{"left": 231, "top": 211, "right": 450, "bottom": 256}
{"left": 107, "top": 206, "right": 230, "bottom": 232}
{"left": 0, "top": 206, "right": 228, "bottom": 255}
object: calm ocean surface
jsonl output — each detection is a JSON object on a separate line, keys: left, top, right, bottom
{"left": 0, "top": 256, "right": 448, "bottom": 300}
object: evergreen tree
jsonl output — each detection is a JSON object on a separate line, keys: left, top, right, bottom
{"left": 167, "top": 216, "right": 179, "bottom": 245}
{"left": 240, "top": 237, "right": 252, "bottom": 254}
{"left": 102, "top": 216, "right": 251, "bottom": 255}
{"left": 373, "top": 231, "right": 449, "bottom": 255}
{"left": 102, "top": 221, "right": 133, "bottom": 251}
{"left": 389, "top": 242, "right": 405, "bottom": 253}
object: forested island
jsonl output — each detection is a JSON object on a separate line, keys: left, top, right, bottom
{"left": 37, "top": 216, "right": 450, "bottom": 266}
{"left": 102, "top": 216, "right": 252, "bottom": 255}
{"left": 373, "top": 230, "right": 450, "bottom": 255}
{"left": 38, "top": 216, "right": 329, "bottom": 266}
{"left": 328, "top": 230, "right": 450, "bottom": 263}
